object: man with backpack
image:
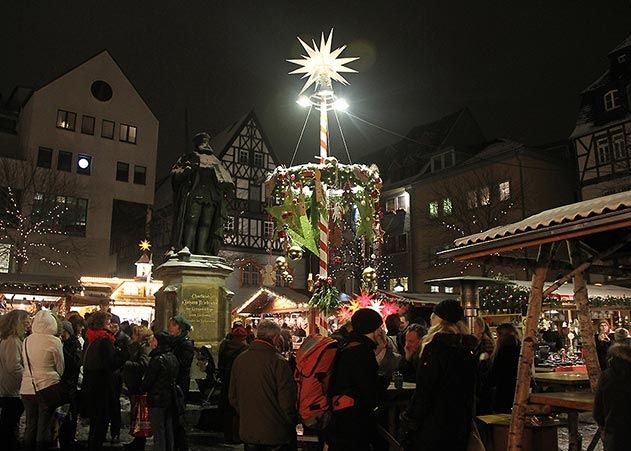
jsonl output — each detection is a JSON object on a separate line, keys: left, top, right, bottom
{"left": 327, "top": 308, "right": 384, "bottom": 451}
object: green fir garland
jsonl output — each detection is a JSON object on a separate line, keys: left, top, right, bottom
{"left": 309, "top": 283, "right": 341, "bottom": 314}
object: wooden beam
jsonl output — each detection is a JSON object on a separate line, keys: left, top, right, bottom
{"left": 568, "top": 241, "right": 601, "bottom": 392}
{"left": 480, "top": 254, "right": 631, "bottom": 278}
{"left": 508, "top": 243, "right": 555, "bottom": 451}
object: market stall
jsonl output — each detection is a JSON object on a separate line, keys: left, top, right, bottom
{"left": 233, "top": 286, "right": 312, "bottom": 330}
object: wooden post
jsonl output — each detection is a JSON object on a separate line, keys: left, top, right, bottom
{"left": 567, "top": 241, "right": 601, "bottom": 391}
{"left": 507, "top": 243, "right": 554, "bottom": 451}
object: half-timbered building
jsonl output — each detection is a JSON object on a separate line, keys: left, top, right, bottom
{"left": 571, "top": 35, "right": 631, "bottom": 200}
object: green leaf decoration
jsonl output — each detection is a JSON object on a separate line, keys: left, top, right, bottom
{"left": 289, "top": 214, "right": 318, "bottom": 257}
{"left": 309, "top": 284, "right": 341, "bottom": 314}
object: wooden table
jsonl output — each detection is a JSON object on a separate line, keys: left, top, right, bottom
{"left": 533, "top": 371, "right": 590, "bottom": 389}
{"left": 529, "top": 391, "right": 595, "bottom": 451}
{"left": 535, "top": 366, "right": 556, "bottom": 373}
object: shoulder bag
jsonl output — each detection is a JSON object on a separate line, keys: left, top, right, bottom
{"left": 24, "top": 336, "right": 68, "bottom": 408}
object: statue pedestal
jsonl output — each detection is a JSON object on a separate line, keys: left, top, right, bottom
{"left": 154, "top": 250, "right": 234, "bottom": 350}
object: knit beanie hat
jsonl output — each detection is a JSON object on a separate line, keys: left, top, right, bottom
{"left": 614, "top": 327, "right": 629, "bottom": 342}
{"left": 433, "top": 299, "right": 464, "bottom": 324}
{"left": 351, "top": 308, "right": 383, "bottom": 335}
{"left": 62, "top": 320, "right": 74, "bottom": 336}
{"left": 171, "top": 314, "right": 192, "bottom": 333}
{"left": 232, "top": 326, "right": 247, "bottom": 340}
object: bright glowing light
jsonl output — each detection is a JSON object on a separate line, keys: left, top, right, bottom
{"left": 78, "top": 158, "right": 90, "bottom": 169}
{"left": 296, "top": 96, "right": 311, "bottom": 107}
{"left": 288, "top": 29, "right": 359, "bottom": 94}
{"left": 333, "top": 98, "right": 349, "bottom": 111}
{"left": 138, "top": 240, "right": 152, "bottom": 252}
{"left": 393, "top": 280, "right": 405, "bottom": 292}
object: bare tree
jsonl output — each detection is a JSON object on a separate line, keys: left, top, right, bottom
{"left": 0, "top": 157, "right": 90, "bottom": 273}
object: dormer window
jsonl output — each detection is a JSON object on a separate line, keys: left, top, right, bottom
{"left": 604, "top": 89, "right": 621, "bottom": 111}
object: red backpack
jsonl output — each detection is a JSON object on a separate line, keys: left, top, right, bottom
{"left": 294, "top": 334, "right": 339, "bottom": 428}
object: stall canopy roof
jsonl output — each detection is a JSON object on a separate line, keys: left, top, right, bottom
{"left": 234, "top": 287, "right": 311, "bottom": 315}
{"left": 440, "top": 191, "right": 631, "bottom": 261}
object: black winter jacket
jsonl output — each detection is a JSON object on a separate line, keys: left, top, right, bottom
{"left": 142, "top": 347, "right": 179, "bottom": 408}
{"left": 123, "top": 340, "right": 152, "bottom": 395}
{"left": 594, "top": 344, "right": 631, "bottom": 451}
{"left": 61, "top": 335, "right": 82, "bottom": 396}
{"left": 82, "top": 332, "right": 116, "bottom": 419}
{"left": 405, "top": 333, "right": 477, "bottom": 451}
{"left": 171, "top": 334, "right": 194, "bottom": 398}
{"left": 489, "top": 339, "right": 520, "bottom": 413}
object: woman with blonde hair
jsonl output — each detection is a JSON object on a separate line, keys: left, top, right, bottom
{"left": 402, "top": 299, "right": 477, "bottom": 451}
{"left": 0, "top": 309, "right": 31, "bottom": 451}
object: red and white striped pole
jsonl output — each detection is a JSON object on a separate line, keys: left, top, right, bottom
{"left": 316, "top": 95, "right": 330, "bottom": 335}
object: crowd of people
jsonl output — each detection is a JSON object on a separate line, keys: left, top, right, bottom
{"left": 0, "top": 299, "right": 194, "bottom": 451}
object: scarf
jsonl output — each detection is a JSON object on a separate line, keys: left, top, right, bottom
{"left": 86, "top": 328, "right": 115, "bottom": 344}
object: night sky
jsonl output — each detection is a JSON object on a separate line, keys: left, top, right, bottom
{"left": 2, "top": 2, "right": 631, "bottom": 177}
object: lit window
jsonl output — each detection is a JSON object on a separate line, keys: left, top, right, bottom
{"left": 263, "top": 221, "right": 274, "bottom": 239}
{"left": 102, "top": 120, "right": 115, "bottom": 139}
{"left": 241, "top": 263, "right": 261, "bottom": 287}
{"left": 604, "top": 90, "right": 620, "bottom": 111}
{"left": 37, "top": 147, "right": 53, "bottom": 169}
{"left": 442, "top": 198, "right": 452, "bottom": 215}
{"left": 396, "top": 194, "right": 407, "bottom": 211}
{"left": 499, "top": 181, "right": 511, "bottom": 201}
{"left": 76, "top": 154, "right": 92, "bottom": 175}
{"left": 612, "top": 134, "right": 626, "bottom": 160}
{"left": 597, "top": 138, "right": 610, "bottom": 164}
{"left": 56, "top": 110, "right": 76, "bottom": 131}
{"left": 385, "top": 198, "right": 396, "bottom": 212}
{"left": 467, "top": 191, "right": 478, "bottom": 209}
{"left": 32, "top": 193, "right": 88, "bottom": 236}
{"left": 480, "top": 187, "right": 491, "bottom": 206}
{"left": 429, "top": 201, "right": 439, "bottom": 218}
{"left": 239, "top": 149, "right": 249, "bottom": 164}
{"left": 236, "top": 178, "right": 249, "bottom": 199}
{"left": 445, "top": 286, "right": 454, "bottom": 294}
{"left": 116, "top": 162, "right": 129, "bottom": 182}
{"left": 430, "top": 285, "right": 440, "bottom": 293}
{"left": 81, "top": 115, "right": 95, "bottom": 135}
{"left": 120, "top": 124, "right": 137, "bottom": 144}
{"left": 389, "top": 277, "right": 409, "bottom": 292}
{"left": 57, "top": 151, "right": 72, "bottom": 172}
{"left": 134, "top": 166, "right": 146, "bottom": 185}
{"left": 253, "top": 152, "right": 264, "bottom": 167}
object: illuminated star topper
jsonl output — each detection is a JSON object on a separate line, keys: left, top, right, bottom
{"left": 138, "top": 240, "right": 151, "bottom": 252}
{"left": 288, "top": 29, "right": 359, "bottom": 94}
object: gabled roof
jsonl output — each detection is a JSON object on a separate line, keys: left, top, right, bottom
{"left": 609, "top": 34, "right": 631, "bottom": 55}
{"left": 211, "top": 110, "right": 282, "bottom": 165}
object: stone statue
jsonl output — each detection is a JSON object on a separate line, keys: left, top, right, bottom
{"left": 170, "top": 132, "right": 234, "bottom": 255}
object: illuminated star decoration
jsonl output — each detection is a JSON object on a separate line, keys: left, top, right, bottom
{"left": 354, "top": 291, "right": 374, "bottom": 308}
{"left": 138, "top": 240, "right": 152, "bottom": 252}
{"left": 287, "top": 29, "right": 359, "bottom": 94}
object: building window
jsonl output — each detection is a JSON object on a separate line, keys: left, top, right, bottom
{"left": 253, "top": 152, "right": 264, "bottom": 167}
{"left": 134, "top": 165, "right": 146, "bottom": 185}
{"left": 430, "top": 285, "right": 440, "bottom": 293}
{"left": 428, "top": 201, "right": 439, "bottom": 218}
{"left": 612, "top": 133, "right": 627, "bottom": 160}
{"left": 81, "top": 115, "right": 95, "bottom": 135}
{"left": 236, "top": 178, "right": 249, "bottom": 200}
{"left": 442, "top": 198, "right": 452, "bottom": 215}
{"left": 480, "top": 186, "right": 491, "bottom": 206}
{"left": 102, "top": 120, "right": 115, "bottom": 139}
{"left": 116, "top": 162, "right": 129, "bottom": 182}
{"left": 57, "top": 151, "right": 72, "bottom": 172}
{"left": 56, "top": 110, "right": 76, "bottom": 131}
{"left": 76, "top": 154, "right": 92, "bottom": 175}
{"left": 445, "top": 286, "right": 454, "bottom": 294}
{"left": 241, "top": 263, "right": 261, "bottom": 287}
{"left": 499, "top": 181, "right": 511, "bottom": 201}
{"left": 32, "top": 193, "right": 88, "bottom": 236}
{"left": 263, "top": 220, "right": 273, "bottom": 239}
{"left": 604, "top": 90, "right": 620, "bottom": 111}
{"left": 225, "top": 216, "right": 235, "bottom": 234}
{"left": 467, "top": 190, "right": 478, "bottom": 209}
{"left": 120, "top": 124, "right": 137, "bottom": 144}
{"left": 239, "top": 149, "right": 249, "bottom": 164}
{"left": 597, "top": 138, "right": 610, "bottom": 164}
{"left": 386, "top": 194, "right": 408, "bottom": 212}
{"left": 37, "top": 147, "right": 53, "bottom": 169}
{"left": 618, "top": 54, "right": 627, "bottom": 64}
{"left": 249, "top": 219, "right": 260, "bottom": 237}
{"left": 0, "top": 243, "right": 10, "bottom": 273}
{"left": 389, "top": 277, "right": 409, "bottom": 292}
